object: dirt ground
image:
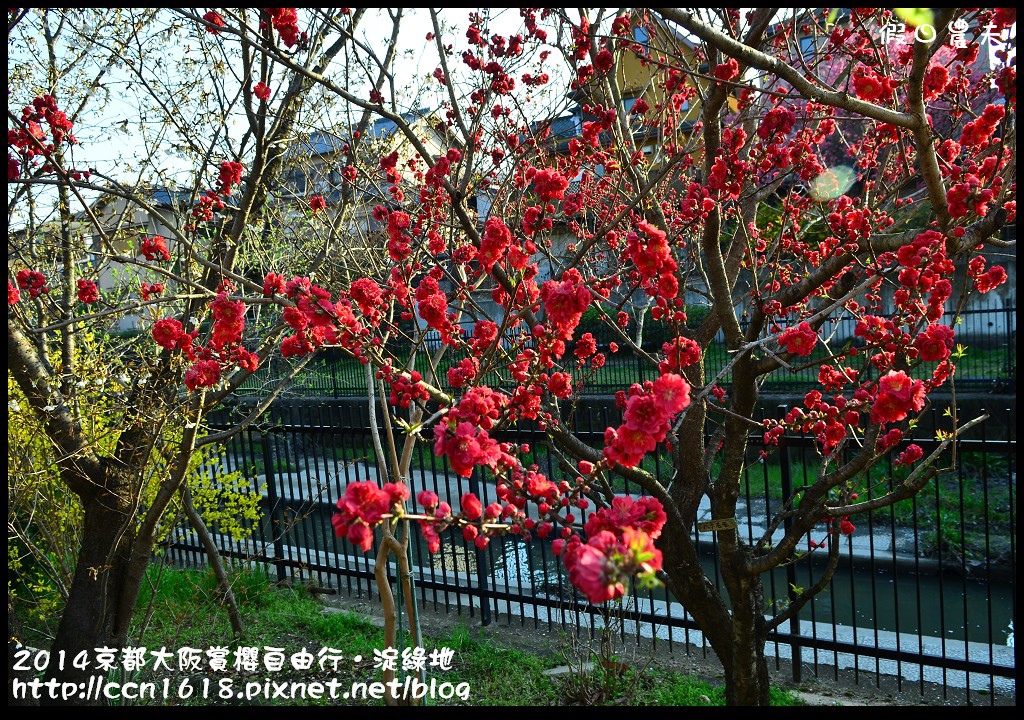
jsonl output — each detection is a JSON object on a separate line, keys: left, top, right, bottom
{"left": 320, "top": 590, "right": 1015, "bottom": 707}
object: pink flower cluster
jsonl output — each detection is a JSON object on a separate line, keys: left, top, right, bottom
{"left": 557, "top": 495, "right": 666, "bottom": 604}
{"left": 779, "top": 322, "right": 817, "bottom": 357}
{"left": 604, "top": 374, "right": 690, "bottom": 468}
{"left": 331, "top": 481, "right": 409, "bottom": 551}
{"left": 540, "top": 268, "right": 590, "bottom": 340}
{"left": 870, "top": 370, "right": 926, "bottom": 424}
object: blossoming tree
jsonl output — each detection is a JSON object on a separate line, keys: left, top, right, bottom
{"left": 8, "top": 7, "right": 1015, "bottom": 706}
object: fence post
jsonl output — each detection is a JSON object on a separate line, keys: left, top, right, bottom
{"left": 778, "top": 405, "right": 802, "bottom": 683}
{"left": 1005, "top": 303, "right": 1015, "bottom": 389}
{"left": 262, "top": 430, "right": 289, "bottom": 584}
{"left": 469, "top": 468, "right": 492, "bottom": 626}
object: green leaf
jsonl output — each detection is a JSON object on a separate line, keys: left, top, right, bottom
{"left": 893, "top": 8, "right": 935, "bottom": 29}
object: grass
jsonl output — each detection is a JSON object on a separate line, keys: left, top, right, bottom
{"left": 870, "top": 451, "right": 1015, "bottom": 563}
{"left": 58, "top": 565, "right": 808, "bottom": 706}
{"left": 739, "top": 445, "right": 1014, "bottom": 563}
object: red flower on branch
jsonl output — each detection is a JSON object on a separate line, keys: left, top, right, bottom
{"left": 76, "top": 278, "right": 99, "bottom": 304}
{"left": 140, "top": 235, "right": 171, "bottom": 262}
{"left": 871, "top": 370, "right": 926, "bottom": 424}
{"left": 202, "top": 11, "right": 225, "bottom": 34}
{"left": 779, "top": 322, "right": 817, "bottom": 357}
{"left": 15, "top": 269, "right": 48, "bottom": 298}
{"left": 184, "top": 358, "right": 221, "bottom": 391}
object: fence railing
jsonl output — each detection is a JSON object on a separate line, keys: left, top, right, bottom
{"left": 236, "top": 302, "right": 1016, "bottom": 398}
{"left": 168, "top": 401, "right": 1016, "bottom": 703}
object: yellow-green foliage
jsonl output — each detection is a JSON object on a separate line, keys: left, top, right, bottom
{"left": 8, "top": 376, "right": 85, "bottom": 631}
{"left": 8, "top": 333, "right": 262, "bottom": 634}
{"left": 147, "top": 441, "right": 263, "bottom": 546}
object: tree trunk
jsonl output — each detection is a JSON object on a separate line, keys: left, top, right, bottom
{"left": 721, "top": 573, "right": 771, "bottom": 705}
{"left": 662, "top": 522, "right": 772, "bottom": 706}
{"left": 41, "top": 486, "right": 135, "bottom": 705}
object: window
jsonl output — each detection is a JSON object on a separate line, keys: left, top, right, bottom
{"left": 622, "top": 97, "right": 637, "bottom": 115}
{"left": 799, "top": 36, "right": 816, "bottom": 62}
{"left": 633, "top": 25, "right": 650, "bottom": 48}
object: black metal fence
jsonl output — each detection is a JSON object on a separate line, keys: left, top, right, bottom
{"left": 168, "top": 401, "right": 1016, "bottom": 703}
{"left": 236, "top": 301, "right": 1016, "bottom": 398}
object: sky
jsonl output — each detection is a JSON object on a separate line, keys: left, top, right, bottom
{"left": 8, "top": 8, "right": 1015, "bottom": 227}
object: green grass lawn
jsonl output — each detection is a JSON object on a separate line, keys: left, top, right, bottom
{"left": 46, "top": 564, "right": 807, "bottom": 706}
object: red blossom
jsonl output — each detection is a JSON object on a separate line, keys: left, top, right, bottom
{"left": 140, "top": 235, "right": 171, "bottom": 262}
{"left": 309, "top": 194, "right": 326, "bottom": 212}
{"left": 531, "top": 168, "right": 569, "bottom": 202}
{"left": 713, "top": 58, "right": 739, "bottom": 82}
{"left": 960, "top": 105, "right": 1005, "bottom": 149}
{"left": 461, "top": 492, "right": 483, "bottom": 521}
{"left": 152, "top": 318, "right": 184, "bottom": 350}
{"left": 267, "top": 8, "right": 300, "bottom": 48}
{"left": 184, "top": 358, "right": 221, "bottom": 391}
{"left": 913, "top": 323, "right": 954, "bottom": 362}
{"left": 139, "top": 282, "right": 164, "bottom": 301}
{"left": 76, "top": 278, "right": 99, "bottom": 304}
{"left": 779, "top": 322, "right": 817, "bottom": 356}
{"left": 331, "top": 480, "right": 398, "bottom": 551}
{"left": 871, "top": 370, "right": 926, "bottom": 424}
{"left": 974, "top": 265, "right": 1007, "bottom": 294}
{"left": 417, "top": 490, "right": 438, "bottom": 511}
{"left": 852, "top": 63, "right": 896, "bottom": 103}
{"left": 263, "top": 272, "right": 287, "bottom": 296}
{"left": 253, "top": 81, "right": 271, "bottom": 101}
{"left": 540, "top": 268, "right": 590, "bottom": 339}
{"left": 895, "top": 444, "right": 924, "bottom": 466}
{"left": 566, "top": 539, "right": 623, "bottom": 604}
{"left": 479, "top": 216, "right": 512, "bottom": 273}
{"left": 15, "top": 269, "right": 48, "bottom": 298}
{"left": 217, "top": 161, "right": 243, "bottom": 195}
{"left": 8, "top": 280, "right": 21, "bottom": 305}
{"left": 202, "top": 10, "right": 225, "bottom": 34}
